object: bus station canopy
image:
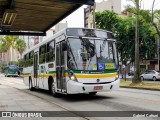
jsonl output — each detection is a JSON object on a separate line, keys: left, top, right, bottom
{"left": 0, "top": 0, "right": 94, "bottom": 36}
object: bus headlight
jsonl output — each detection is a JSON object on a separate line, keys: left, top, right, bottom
{"left": 115, "top": 75, "right": 119, "bottom": 80}
{"left": 70, "top": 75, "right": 76, "bottom": 80}
{"left": 68, "top": 70, "right": 78, "bottom": 81}
{"left": 70, "top": 75, "right": 78, "bottom": 82}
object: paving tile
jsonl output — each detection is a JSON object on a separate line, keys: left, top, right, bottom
{"left": 4, "top": 106, "right": 23, "bottom": 111}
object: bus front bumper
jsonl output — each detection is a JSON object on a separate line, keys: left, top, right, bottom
{"left": 67, "top": 79, "right": 120, "bottom": 94}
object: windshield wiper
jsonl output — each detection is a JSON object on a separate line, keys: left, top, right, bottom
{"left": 67, "top": 41, "right": 78, "bottom": 70}
{"left": 100, "top": 38, "right": 107, "bottom": 53}
{"left": 79, "top": 37, "right": 96, "bottom": 58}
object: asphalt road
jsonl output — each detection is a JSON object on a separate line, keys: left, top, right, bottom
{"left": 0, "top": 74, "right": 160, "bottom": 120}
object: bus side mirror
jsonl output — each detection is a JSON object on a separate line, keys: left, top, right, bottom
{"left": 62, "top": 41, "right": 67, "bottom": 51}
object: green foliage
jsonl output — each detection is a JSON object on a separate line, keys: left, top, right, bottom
{"left": 0, "top": 44, "right": 7, "bottom": 53}
{"left": 18, "top": 59, "right": 24, "bottom": 67}
{"left": 9, "top": 61, "right": 18, "bottom": 66}
{"left": 0, "top": 36, "right": 18, "bottom": 50}
{"left": 0, "top": 63, "right": 6, "bottom": 73}
{"left": 95, "top": 10, "right": 157, "bottom": 64}
{"left": 139, "top": 23, "right": 157, "bottom": 59}
{"left": 14, "top": 38, "right": 27, "bottom": 57}
{"left": 95, "top": 10, "right": 119, "bottom": 31}
{"left": 125, "top": 5, "right": 160, "bottom": 40}
{"left": 0, "top": 36, "right": 26, "bottom": 63}
{"left": 115, "top": 17, "right": 135, "bottom": 64}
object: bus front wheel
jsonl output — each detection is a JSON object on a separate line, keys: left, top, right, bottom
{"left": 50, "top": 80, "right": 58, "bottom": 97}
{"left": 29, "top": 79, "right": 35, "bottom": 91}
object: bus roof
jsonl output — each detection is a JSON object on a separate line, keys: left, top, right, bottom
{"left": 23, "top": 28, "right": 115, "bottom": 56}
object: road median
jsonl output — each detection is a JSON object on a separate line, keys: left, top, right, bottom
{"left": 120, "top": 80, "right": 160, "bottom": 91}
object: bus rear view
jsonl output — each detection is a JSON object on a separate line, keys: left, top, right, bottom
{"left": 4, "top": 65, "right": 19, "bottom": 77}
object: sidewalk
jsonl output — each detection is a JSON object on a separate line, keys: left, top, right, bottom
{"left": 0, "top": 84, "right": 84, "bottom": 120}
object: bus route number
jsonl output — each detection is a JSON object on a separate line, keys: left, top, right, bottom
{"left": 105, "top": 63, "right": 114, "bottom": 69}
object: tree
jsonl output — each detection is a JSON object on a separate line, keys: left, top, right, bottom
{"left": 14, "top": 38, "right": 27, "bottom": 59}
{"left": 96, "top": 10, "right": 119, "bottom": 31}
{"left": 125, "top": 0, "right": 160, "bottom": 83}
{"left": 115, "top": 17, "right": 135, "bottom": 64}
{"left": 0, "top": 36, "right": 18, "bottom": 64}
{"left": 95, "top": 9, "right": 157, "bottom": 83}
{"left": 96, "top": 10, "right": 136, "bottom": 65}
{"left": 133, "top": 0, "right": 140, "bottom": 83}
{"left": 0, "top": 44, "right": 7, "bottom": 53}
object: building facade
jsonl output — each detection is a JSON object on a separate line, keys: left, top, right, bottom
{"left": 1, "top": 46, "right": 20, "bottom": 65}
{"left": 19, "top": 22, "right": 68, "bottom": 51}
{"left": 84, "top": 0, "right": 122, "bottom": 28}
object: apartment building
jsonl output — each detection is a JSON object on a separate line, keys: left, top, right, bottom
{"left": 84, "top": 0, "right": 122, "bottom": 28}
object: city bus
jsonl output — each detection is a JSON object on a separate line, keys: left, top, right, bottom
{"left": 22, "top": 28, "right": 119, "bottom": 96}
{"left": 4, "top": 65, "right": 20, "bottom": 77}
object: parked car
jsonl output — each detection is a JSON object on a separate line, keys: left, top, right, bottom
{"left": 140, "top": 70, "right": 160, "bottom": 81}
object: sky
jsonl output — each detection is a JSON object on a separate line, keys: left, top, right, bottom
{"left": 60, "top": 0, "right": 160, "bottom": 27}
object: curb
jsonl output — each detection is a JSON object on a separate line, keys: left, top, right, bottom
{"left": 120, "top": 86, "right": 160, "bottom": 91}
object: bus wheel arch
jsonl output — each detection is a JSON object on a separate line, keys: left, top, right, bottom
{"left": 29, "top": 76, "right": 35, "bottom": 91}
{"left": 48, "top": 76, "right": 58, "bottom": 97}
{"left": 89, "top": 92, "right": 97, "bottom": 95}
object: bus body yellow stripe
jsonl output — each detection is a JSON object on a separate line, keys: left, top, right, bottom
{"left": 75, "top": 73, "right": 117, "bottom": 78}
{"left": 23, "top": 73, "right": 117, "bottom": 79}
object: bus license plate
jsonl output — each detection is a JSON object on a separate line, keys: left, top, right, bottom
{"left": 94, "top": 86, "right": 103, "bottom": 90}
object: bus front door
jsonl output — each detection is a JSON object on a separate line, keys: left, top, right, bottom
{"left": 33, "top": 52, "right": 39, "bottom": 88}
{"left": 56, "top": 41, "right": 66, "bottom": 93}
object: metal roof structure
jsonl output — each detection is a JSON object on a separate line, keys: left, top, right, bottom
{"left": 0, "top": 0, "right": 94, "bottom": 36}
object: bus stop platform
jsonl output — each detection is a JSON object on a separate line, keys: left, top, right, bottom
{"left": 0, "top": 83, "right": 83, "bottom": 120}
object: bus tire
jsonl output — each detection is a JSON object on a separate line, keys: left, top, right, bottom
{"left": 29, "top": 78, "right": 35, "bottom": 91}
{"left": 89, "top": 92, "right": 97, "bottom": 95}
{"left": 49, "top": 80, "right": 58, "bottom": 97}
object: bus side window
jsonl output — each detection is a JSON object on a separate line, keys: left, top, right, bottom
{"left": 18, "top": 58, "right": 24, "bottom": 68}
{"left": 25, "top": 53, "right": 29, "bottom": 67}
{"left": 39, "top": 45, "right": 46, "bottom": 64}
{"left": 24, "top": 55, "right": 26, "bottom": 67}
{"left": 28, "top": 51, "right": 34, "bottom": 66}
{"left": 46, "top": 40, "right": 55, "bottom": 62}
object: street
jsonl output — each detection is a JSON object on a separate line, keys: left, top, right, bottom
{"left": 0, "top": 74, "right": 160, "bottom": 120}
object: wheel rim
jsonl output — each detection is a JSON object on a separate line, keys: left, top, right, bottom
{"left": 153, "top": 77, "right": 156, "bottom": 81}
{"left": 29, "top": 81, "right": 31, "bottom": 89}
{"left": 141, "top": 77, "right": 144, "bottom": 81}
{"left": 52, "top": 83, "right": 55, "bottom": 94}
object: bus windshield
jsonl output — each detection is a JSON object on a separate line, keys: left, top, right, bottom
{"left": 67, "top": 37, "right": 117, "bottom": 71}
{"left": 8, "top": 65, "right": 19, "bottom": 70}
{"left": 5, "top": 65, "right": 19, "bottom": 75}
